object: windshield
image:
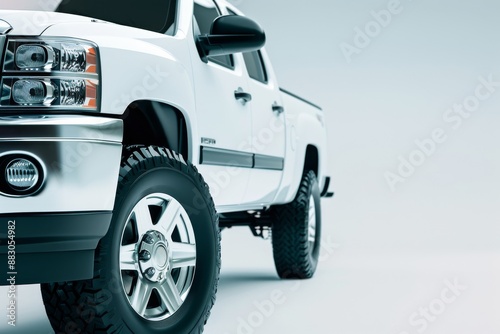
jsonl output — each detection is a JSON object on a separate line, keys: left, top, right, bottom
{"left": 56, "top": 0, "right": 177, "bottom": 34}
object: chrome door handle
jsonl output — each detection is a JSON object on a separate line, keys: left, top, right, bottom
{"left": 272, "top": 103, "right": 285, "bottom": 114}
{"left": 235, "top": 88, "right": 252, "bottom": 103}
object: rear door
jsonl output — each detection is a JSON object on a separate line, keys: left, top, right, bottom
{"left": 241, "top": 49, "right": 286, "bottom": 204}
{"left": 222, "top": 6, "right": 287, "bottom": 204}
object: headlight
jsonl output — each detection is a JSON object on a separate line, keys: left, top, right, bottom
{"left": 15, "top": 45, "right": 56, "bottom": 70}
{"left": 12, "top": 79, "right": 56, "bottom": 105}
{"left": 1, "top": 38, "right": 100, "bottom": 111}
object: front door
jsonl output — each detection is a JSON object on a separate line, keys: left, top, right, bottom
{"left": 190, "top": 0, "right": 252, "bottom": 207}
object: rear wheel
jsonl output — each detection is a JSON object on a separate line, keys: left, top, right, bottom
{"left": 271, "top": 170, "right": 321, "bottom": 279}
{"left": 41, "top": 146, "right": 220, "bottom": 333}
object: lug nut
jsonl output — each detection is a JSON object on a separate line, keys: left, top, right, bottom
{"left": 139, "top": 250, "right": 151, "bottom": 261}
{"left": 144, "top": 234, "right": 154, "bottom": 244}
{"left": 145, "top": 267, "right": 156, "bottom": 278}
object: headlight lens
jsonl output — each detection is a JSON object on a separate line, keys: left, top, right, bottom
{"left": 1, "top": 38, "right": 100, "bottom": 111}
{"left": 15, "top": 45, "right": 55, "bottom": 70}
{"left": 12, "top": 80, "right": 55, "bottom": 105}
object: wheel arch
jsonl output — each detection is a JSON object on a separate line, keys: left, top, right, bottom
{"left": 274, "top": 108, "right": 327, "bottom": 205}
{"left": 303, "top": 144, "right": 319, "bottom": 176}
{"left": 122, "top": 100, "right": 191, "bottom": 160}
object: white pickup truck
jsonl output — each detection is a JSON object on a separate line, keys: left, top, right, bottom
{"left": 0, "top": 0, "right": 332, "bottom": 332}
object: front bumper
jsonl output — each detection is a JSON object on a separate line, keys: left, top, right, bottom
{"left": 0, "top": 115, "right": 122, "bottom": 212}
{"left": 0, "top": 115, "right": 123, "bottom": 284}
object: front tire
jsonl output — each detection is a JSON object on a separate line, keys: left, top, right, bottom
{"left": 41, "top": 146, "right": 220, "bottom": 334}
{"left": 271, "top": 170, "right": 322, "bottom": 279}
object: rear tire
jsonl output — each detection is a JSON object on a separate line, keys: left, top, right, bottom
{"left": 41, "top": 146, "right": 220, "bottom": 334}
{"left": 271, "top": 170, "right": 321, "bottom": 279}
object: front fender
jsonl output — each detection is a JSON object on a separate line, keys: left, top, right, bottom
{"left": 41, "top": 22, "right": 198, "bottom": 153}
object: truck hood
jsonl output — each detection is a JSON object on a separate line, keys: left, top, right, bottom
{"left": 0, "top": 10, "right": 96, "bottom": 36}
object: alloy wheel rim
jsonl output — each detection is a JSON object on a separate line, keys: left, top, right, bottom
{"left": 308, "top": 194, "right": 317, "bottom": 250}
{"left": 119, "top": 193, "right": 196, "bottom": 321}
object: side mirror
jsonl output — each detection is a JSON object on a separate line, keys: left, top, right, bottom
{"left": 197, "top": 15, "right": 266, "bottom": 62}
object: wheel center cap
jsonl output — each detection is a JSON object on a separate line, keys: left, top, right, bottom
{"left": 138, "top": 231, "right": 170, "bottom": 282}
{"left": 154, "top": 245, "right": 168, "bottom": 268}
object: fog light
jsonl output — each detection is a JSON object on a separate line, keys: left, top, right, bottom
{"left": 5, "top": 158, "right": 39, "bottom": 191}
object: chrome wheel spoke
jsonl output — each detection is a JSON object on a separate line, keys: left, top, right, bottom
{"left": 309, "top": 205, "right": 316, "bottom": 224}
{"left": 157, "top": 275, "right": 183, "bottom": 313}
{"left": 134, "top": 199, "right": 155, "bottom": 237}
{"left": 120, "top": 244, "right": 137, "bottom": 271}
{"left": 129, "top": 278, "right": 152, "bottom": 317}
{"left": 308, "top": 225, "right": 316, "bottom": 243}
{"left": 308, "top": 196, "right": 317, "bottom": 244}
{"left": 171, "top": 242, "right": 197, "bottom": 269}
{"left": 157, "top": 200, "right": 182, "bottom": 237}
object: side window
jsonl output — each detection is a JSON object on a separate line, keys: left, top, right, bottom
{"left": 243, "top": 51, "right": 268, "bottom": 84}
{"left": 193, "top": 1, "right": 234, "bottom": 69}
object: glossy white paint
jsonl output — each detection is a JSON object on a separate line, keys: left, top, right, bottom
{"left": 0, "top": 10, "right": 92, "bottom": 35}
{"left": 242, "top": 51, "right": 286, "bottom": 204}
{"left": 0, "top": 0, "right": 329, "bottom": 212}
{"left": 189, "top": 1, "right": 254, "bottom": 206}
{"left": 273, "top": 92, "right": 328, "bottom": 205}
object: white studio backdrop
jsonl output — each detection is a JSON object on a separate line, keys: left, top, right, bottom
{"left": 0, "top": 0, "right": 499, "bottom": 333}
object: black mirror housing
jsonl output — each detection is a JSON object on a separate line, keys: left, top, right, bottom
{"left": 197, "top": 15, "right": 266, "bottom": 61}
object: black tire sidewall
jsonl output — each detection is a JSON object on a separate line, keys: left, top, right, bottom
{"left": 102, "top": 166, "right": 217, "bottom": 334}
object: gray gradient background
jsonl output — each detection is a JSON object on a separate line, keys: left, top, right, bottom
{"left": 1, "top": 0, "right": 499, "bottom": 333}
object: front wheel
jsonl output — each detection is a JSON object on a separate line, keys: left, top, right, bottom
{"left": 41, "top": 146, "right": 220, "bottom": 334}
{"left": 271, "top": 170, "right": 322, "bottom": 279}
